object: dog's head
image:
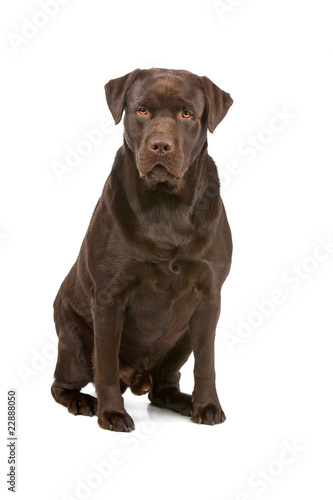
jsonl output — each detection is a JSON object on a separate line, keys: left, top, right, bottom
{"left": 105, "top": 68, "right": 232, "bottom": 183}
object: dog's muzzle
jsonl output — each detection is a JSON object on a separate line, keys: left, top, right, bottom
{"left": 139, "top": 162, "right": 183, "bottom": 182}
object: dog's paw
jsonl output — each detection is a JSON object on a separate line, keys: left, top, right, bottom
{"left": 168, "top": 392, "right": 193, "bottom": 416}
{"left": 68, "top": 393, "right": 98, "bottom": 417}
{"left": 191, "top": 403, "right": 226, "bottom": 425}
{"left": 149, "top": 389, "right": 193, "bottom": 416}
{"left": 98, "top": 410, "right": 135, "bottom": 432}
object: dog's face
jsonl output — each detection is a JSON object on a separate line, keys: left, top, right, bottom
{"left": 124, "top": 70, "right": 207, "bottom": 182}
{"left": 105, "top": 69, "right": 233, "bottom": 183}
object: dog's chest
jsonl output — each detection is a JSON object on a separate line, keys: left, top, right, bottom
{"left": 120, "top": 259, "right": 210, "bottom": 349}
{"left": 142, "top": 210, "right": 195, "bottom": 249}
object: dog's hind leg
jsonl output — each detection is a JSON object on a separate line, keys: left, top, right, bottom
{"left": 148, "top": 331, "right": 194, "bottom": 416}
{"left": 51, "top": 318, "right": 98, "bottom": 417}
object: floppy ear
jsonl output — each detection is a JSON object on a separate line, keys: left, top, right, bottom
{"left": 200, "top": 76, "right": 233, "bottom": 133}
{"left": 104, "top": 69, "right": 141, "bottom": 124}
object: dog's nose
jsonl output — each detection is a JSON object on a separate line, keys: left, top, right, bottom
{"left": 149, "top": 137, "right": 174, "bottom": 154}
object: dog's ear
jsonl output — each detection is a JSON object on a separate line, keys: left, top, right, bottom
{"left": 200, "top": 76, "right": 233, "bottom": 133}
{"left": 104, "top": 69, "right": 141, "bottom": 124}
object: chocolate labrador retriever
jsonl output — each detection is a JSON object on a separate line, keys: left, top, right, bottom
{"left": 51, "top": 68, "right": 233, "bottom": 432}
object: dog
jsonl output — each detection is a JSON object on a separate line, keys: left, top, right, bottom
{"left": 51, "top": 68, "right": 233, "bottom": 432}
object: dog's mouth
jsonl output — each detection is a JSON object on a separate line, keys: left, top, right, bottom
{"left": 139, "top": 163, "right": 178, "bottom": 182}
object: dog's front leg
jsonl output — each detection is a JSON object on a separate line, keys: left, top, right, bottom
{"left": 189, "top": 299, "right": 226, "bottom": 425}
{"left": 93, "top": 293, "right": 134, "bottom": 432}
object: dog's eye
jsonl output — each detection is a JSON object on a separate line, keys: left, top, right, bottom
{"left": 182, "top": 110, "right": 191, "bottom": 118}
{"left": 138, "top": 108, "right": 148, "bottom": 115}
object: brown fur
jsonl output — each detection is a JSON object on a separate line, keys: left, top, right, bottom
{"left": 51, "top": 68, "right": 233, "bottom": 431}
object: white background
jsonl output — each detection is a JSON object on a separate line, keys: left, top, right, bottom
{"left": 1, "top": 0, "right": 333, "bottom": 499}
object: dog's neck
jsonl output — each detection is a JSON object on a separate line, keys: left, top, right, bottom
{"left": 108, "top": 140, "right": 222, "bottom": 260}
